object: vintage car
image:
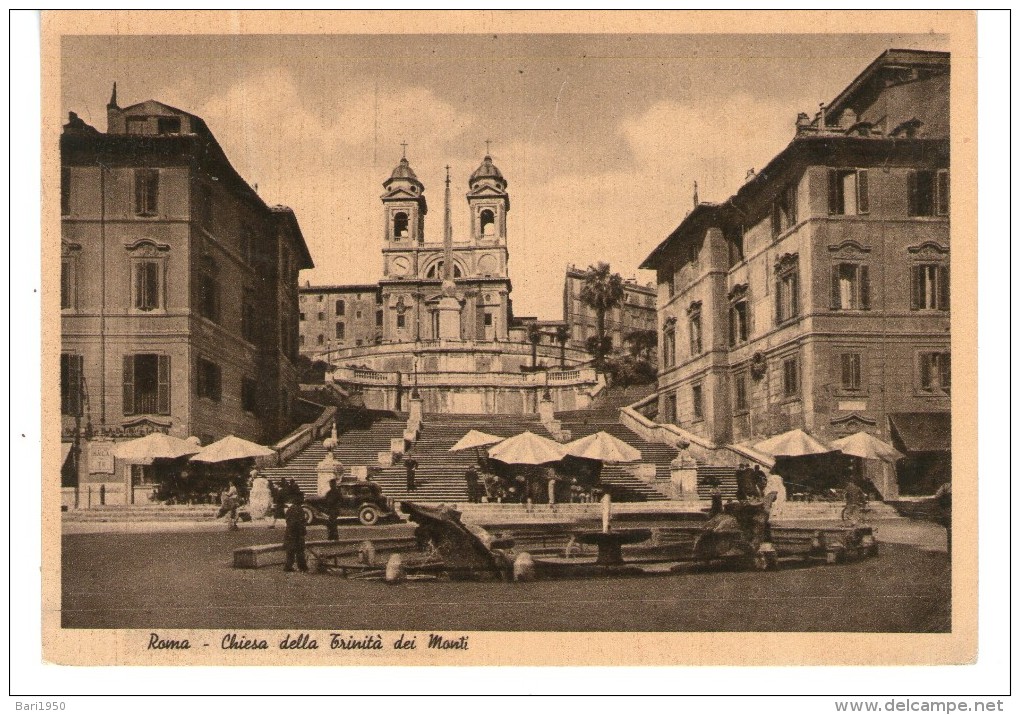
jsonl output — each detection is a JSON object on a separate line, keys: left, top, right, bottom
{"left": 301, "top": 480, "right": 399, "bottom": 526}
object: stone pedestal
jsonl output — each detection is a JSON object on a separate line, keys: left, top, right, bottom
{"left": 670, "top": 449, "right": 699, "bottom": 499}
{"left": 437, "top": 281, "right": 462, "bottom": 340}
{"left": 316, "top": 452, "right": 343, "bottom": 497}
{"left": 407, "top": 397, "right": 423, "bottom": 426}
{"left": 537, "top": 398, "right": 556, "bottom": 423}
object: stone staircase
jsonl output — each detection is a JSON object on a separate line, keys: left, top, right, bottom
{"left": 260, "top": 414, "right": 409, "bottom": 496}
{"left": 553, "top": 412, "right": 673, "bottom": 501}
{"left": 385, "top": 414, "right": 547, "bottom": 502}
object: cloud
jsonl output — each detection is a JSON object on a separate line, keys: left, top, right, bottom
{"left": 177, "top": 71, "right": 816, "bottom": 319}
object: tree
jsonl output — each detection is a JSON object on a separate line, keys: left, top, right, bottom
{"left": 554, "top": 324, "right": 570, "bottom": 368}
{"left": 579, "top": 262, "right": 625, "bottom": 366}
{"left": 527, "top": 322, "right": 543, "bottom": 368}
{"left": 625, "top": 328, "right": 658, "bottom": 361}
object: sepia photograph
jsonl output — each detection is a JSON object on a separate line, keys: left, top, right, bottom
{"left": 38, "top": 10, "right": 981, "bottom": 669}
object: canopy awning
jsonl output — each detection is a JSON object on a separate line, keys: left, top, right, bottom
{"left": 753, "top": 429, "right": 832, "bottom": 458}
{"left": 112, "top": 432, "right": 202, "bottom": 464}
{"left": 564, "top": 431, "right": 642, "bottom": 463}
{"left": 889, "top": 413, "right": 951, "bottom": 453}
{"left": 449, "top": 430, "right": 504, "bottom": 452}
{"left": 61, "top": 442, "right": 73, "bottom": 466}
{"left": 487, "top": 431, "right": 565, "bottom": 465}
{"left": 831, "top": 431, "right": 904, "bottom": 463}
{"left": 190, "top": 435, "right": 276, "bottom": 463}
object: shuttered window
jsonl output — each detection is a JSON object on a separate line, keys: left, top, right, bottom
{"left": 134, "top": 169, "right": 159, "bottom": 216}
{"left": 828, "top": 169, "right": 869, "bottom": 215}
{"left": 123, "top": 354, "right": 170, "bottom": 416}
{"left": 830, "top": 263, "right": 871, "bottom": 310}
{"left": 61, "top": 354, "right": 83, "bottom": 416}
{"left": 910, "top": 264, "right": 949, "bottom": 311}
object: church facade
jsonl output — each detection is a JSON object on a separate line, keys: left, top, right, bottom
{"left": 378, "top": 154, "right": 513, "bottom": 343}
{"left": 315, "top": 153, "right": 599, "bottom": 414}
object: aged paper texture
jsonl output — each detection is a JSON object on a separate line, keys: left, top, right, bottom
{"left": 42, "top": 10, "right": 977, "bottom": 666}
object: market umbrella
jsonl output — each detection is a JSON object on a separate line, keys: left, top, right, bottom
{"left": 831, "top": 431, "right": 904, "bottom": 463}
{"left": 449, "top": 430, "right": 504, "bottom": 452}
{"left": 190, "top": 435, "right": 276, "bottom": 463}
{"left": 753, "top": 429, "right": 832, "bottom": 458}
{"left": 112, "top": 432, "right": 202, "bottom": 464}
{"left": 487, "top": 431, "right": 565, "bottom": 465}
{"left": 564, "top": 431, "right": 642, "bottom": 463}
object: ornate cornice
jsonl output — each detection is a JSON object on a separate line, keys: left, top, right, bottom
{"left": 906, "top": 241, "right": 950, "bottom": 257}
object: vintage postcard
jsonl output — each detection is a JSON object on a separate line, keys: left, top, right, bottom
{"left": 42, "top": 10, "right": 977, "bottom": 667}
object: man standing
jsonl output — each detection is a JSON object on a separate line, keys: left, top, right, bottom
{"left": 324, "top": 478, "right": 342, "bottom": 541}
{"left": 404, "top": 456, "right": 419, "bottom": 493}
{"left": 464, "top": 465, "right": 479, "bottom": 504}
{"left": 283, "top": 492, "right": 308, "bottom": 573}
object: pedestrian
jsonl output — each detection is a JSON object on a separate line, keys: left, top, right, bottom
{"left": 764, "top": 471, "right": 787, "bottom": 519}
{"left": 752, "top": 464, "right": 767, "bottom": 495}
{"left": 324, "top": 478, "right": 341, "bottom": 541}
{"left": 217, "top": 480, "right": 240, "bottom": 531}
{"left": 287, "top": 478, "right": 302, "bottom": 503}
{"left": 464, "top": 465, "right": 479, "bottom": 503}
{"left": 269, "top": 479, "right": 287, "bottom": 529}
{"left": 404, "top": 456, "right": 418, "bottom": 493}
{"left": 844, "top": 477, "right": 867, "bottom": 524}
{"left": 283, "top": 492, "right": 308, "bottom": 572}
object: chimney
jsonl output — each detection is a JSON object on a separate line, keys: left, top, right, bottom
{"left": 693, "top": 181, "right": 699, "bottom": 209}
{"left": 106, "top": 82, "right": 120, "bottom": 133}
{"left": 745, "top": 168, "right": 756, "bottom": 183}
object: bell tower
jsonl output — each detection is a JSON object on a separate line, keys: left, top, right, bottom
{"left": 381, "top": 149, "right": 427, "bottom": 247}
{"left": 466, "top": 148, "right": 509, "bottom": 248}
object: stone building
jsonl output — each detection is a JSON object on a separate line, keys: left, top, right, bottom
{"left": 562, "top": 266, "right": 657, "bottom": 355}
{"left": 298, "top": 283, "right": 383, "bottom": 357}
{"left": 60, "top": 87, "right": 313, "bottom": 502}
{"left": 640, "top": 49, "right": 951, "bottom": 497}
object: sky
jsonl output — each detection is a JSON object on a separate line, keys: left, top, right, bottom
{"left": 62, "top": 33, "right": 948, "bottom": 318}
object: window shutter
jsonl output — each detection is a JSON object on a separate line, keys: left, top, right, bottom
{"left": 937, "top": 170, "right": 950, "bottom": 215}
{"left": 907, "top": 170, "right": 918, "bottom": 216}
{"left": 940, "top": 353, "right": 951, "bottom": 391}
{"left": 146, "top": 262, "right": 160, "bottom": 310}
{"left": 775, "top": 279, "right": 783, "bottom": 324}
{"left": 856, "top": 170, "right": 870, "bottom": 214}
{"left": 938, "top": 265, "right": 950, "bottom": 310}
{"left": 134, "top": 171, "right": 144, "bottom": 214}
{"left": 860, "top": 264, "right": 871, "bottom": 310}
{"left": 147, "top": 170, "right": 159, "bottom": 214}
{"left": 157, "top": 355, "right": 171, "bottom": 415}
{"left": 919, "top": 354, "right": 932, "bottom": 391}
{"left": 122, "top": 355, "right": 135, "bottom": 415}
{"left": 827, "top": 169, "right": 840, "bottom": 214}
{"left": 790, "top": 273, "right": 799, "bottom": 317}
{"left": 787, "top": 185, "right": 798, "bottom": 224}
{"left": 909, "top": 266, "right": 920, "bottom": 310}
{"left": 830, "top": 265, "right": 841, "bottom": 310}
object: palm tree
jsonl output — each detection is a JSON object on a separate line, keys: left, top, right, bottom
{"left": 554, "top": 324, "right": 570, "bottom": 368}
{"left": 527, "top": 323, "right": 543, "bottom": 368}
{"left": 579, "top": 262, "right": 625, "bottom": 365}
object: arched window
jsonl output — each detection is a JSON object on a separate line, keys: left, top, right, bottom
{"left": 393, "top": 212, "right": 409, "bottom": 239}
{"left": 426, "top": 261, "right": 462, "bottom": 279}
{"left": 317, "top": 334, "right": 324, "bottom": 345}
{"left": 480, "top": 209, "right": 496, "bottom": 236}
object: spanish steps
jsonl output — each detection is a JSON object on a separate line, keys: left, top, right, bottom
{"left": 258, "top": 399, "right": 725, "bottom": 503}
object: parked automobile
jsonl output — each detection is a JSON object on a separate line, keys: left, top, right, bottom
{"left": 301, "top": 480, "right": 399, "bottom": 527}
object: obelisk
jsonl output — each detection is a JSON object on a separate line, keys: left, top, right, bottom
{"left": 437, "top": 165, "right": 462, "bottom": 340}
